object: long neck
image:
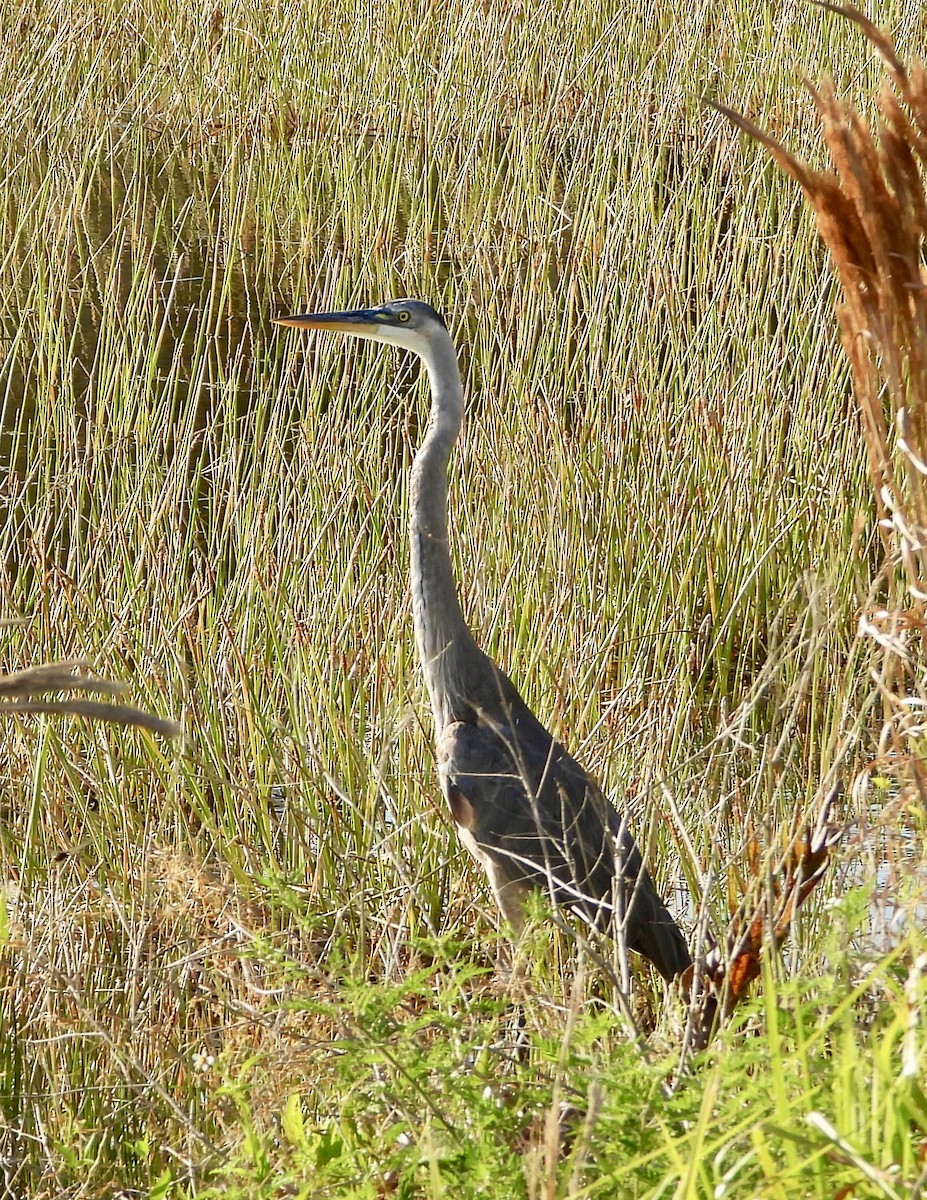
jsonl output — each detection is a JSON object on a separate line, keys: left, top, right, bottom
{"left": 409, "top": 330, "right": 483, "bottom": 730}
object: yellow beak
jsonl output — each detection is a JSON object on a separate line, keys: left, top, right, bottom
{"left": 273, "top": 308, "right": 383, "bottom": 335}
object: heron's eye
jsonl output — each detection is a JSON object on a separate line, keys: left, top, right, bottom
{"left": 397, "top": 311, "right": 410, "bottom": 323}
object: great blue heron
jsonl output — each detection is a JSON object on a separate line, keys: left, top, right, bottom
{"left": 275, "top": 299, "right": 691, "bottom": 982}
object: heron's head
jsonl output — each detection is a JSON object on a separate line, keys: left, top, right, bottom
{"left": 274, "top": 298, "right": 447, "bottom": 357}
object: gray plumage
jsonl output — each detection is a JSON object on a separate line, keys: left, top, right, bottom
{"left": 276, "top": 298, "right": 691, "bottom": 981}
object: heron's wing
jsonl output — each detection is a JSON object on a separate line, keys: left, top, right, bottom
{"left": 437, "top": 717, "right": 620, "bottom": 923}
{"left": 436, "top": 714, "right": 691, "bottom": 980}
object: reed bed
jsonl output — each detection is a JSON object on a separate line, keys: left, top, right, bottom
{"left": 0, "top": 1, "right": 924, "bottom": 1196}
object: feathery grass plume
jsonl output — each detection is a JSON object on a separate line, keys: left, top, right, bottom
{"left": 0, "top": 659, "right": 180, "bottom": 737}
{"left": 695, "top": 4, "right": 927, "bottom": 1050}
{"left": 713, "top": 6, "right": 927, "bottom": 559}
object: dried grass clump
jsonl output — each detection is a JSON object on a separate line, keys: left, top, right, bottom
{"left": 0, "top": 843, "right": 348, "bottom": 1181}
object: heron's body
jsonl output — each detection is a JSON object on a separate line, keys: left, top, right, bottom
{"left": 276, "top": 299, "right": 691, "bottom": 982}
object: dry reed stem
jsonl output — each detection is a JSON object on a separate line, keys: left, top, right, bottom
{"left": 683, "top": 787, "right": 843, "bottom": 1051}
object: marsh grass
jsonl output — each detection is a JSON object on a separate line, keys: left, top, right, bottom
{"left": 0, "top": 0, "right": 925, "bottom": 1196}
